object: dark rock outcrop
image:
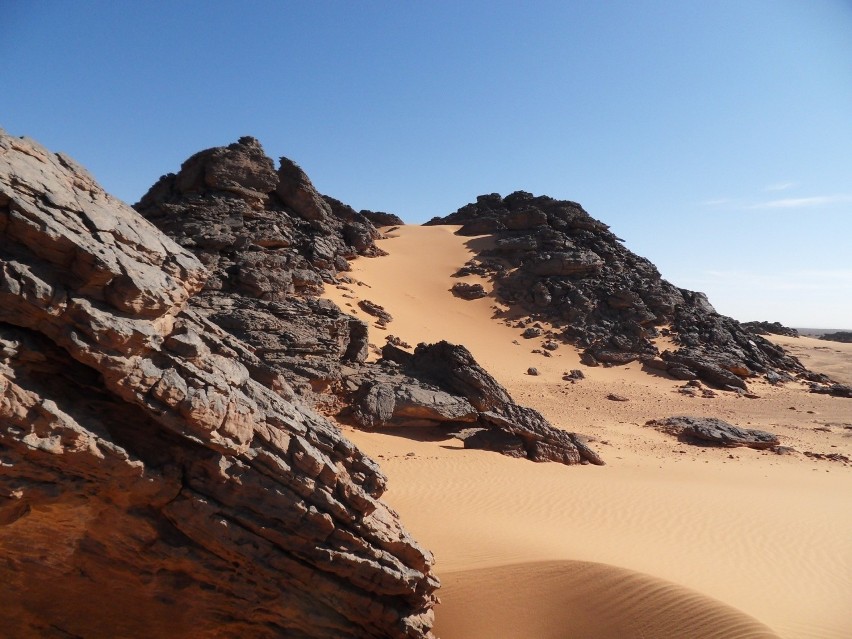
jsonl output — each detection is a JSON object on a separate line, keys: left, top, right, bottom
{"left": 808, "top": 383, "right": 852, "bottom": 398}
{"left": 426, "top": 192, "right": 818, "bottom": 390}
{"left": 136, "top": 140, "right": 602, "bottom": 469}
{"left": 646, "top": 416, "right": 779, "bottom": 449}
{"left": 134, "top": 137, "right": 392, "bottom": 407}
{"left": 819, "top": 331, "right": 852, "bottom": 344}
{"left": 345, "top": 342, "right": 603, "bottom": 466}
{"left": 451, "top": 282, "right": 487, "bottom": 300}
{"left": 361, "top": 210, "right": 405, "bottom": 227}
{"left": 742, "top": 321, "right": 799, "bottom": 337}
{"left": 0, "top": 131, "right": 437, "bottom": 638}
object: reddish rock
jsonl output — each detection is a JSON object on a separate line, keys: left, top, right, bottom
{"left": 0, "top": 130, "right": 438, "bottom": 639}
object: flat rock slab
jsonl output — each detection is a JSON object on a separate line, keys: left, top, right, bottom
{"left": 647, "top": 416, "right": 779, "bottom": 450}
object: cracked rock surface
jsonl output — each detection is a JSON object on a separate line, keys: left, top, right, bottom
{"left": 0, "top": 130, "right": 437, "bottom": 638}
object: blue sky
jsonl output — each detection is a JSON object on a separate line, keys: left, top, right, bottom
{"left": 3, "top": 1, "right": 851, "bottom": 327}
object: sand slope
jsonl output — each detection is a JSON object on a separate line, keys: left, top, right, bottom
{"left": 326, "top": 225, "right": 852, "bottom": 639}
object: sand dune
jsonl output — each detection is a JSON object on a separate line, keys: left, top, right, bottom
{"left": 326, "top": 225, "right": 852, "bottom": 638}
{"left": 434, "top": 561, "right": 779, "bottom": 639}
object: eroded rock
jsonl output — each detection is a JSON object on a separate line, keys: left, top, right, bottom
{"left": 646, "top": 416, "right": 780, "bottom": 450}
{"left": 0, "top": 130, "right": 438, "bottom": 639}
{"left": 426, "top": 191, "right": 822, "bottom": 390}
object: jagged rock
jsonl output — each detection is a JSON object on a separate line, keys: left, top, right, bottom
{"left": 742, "top": 321, "right": 799, "bottom": 337}
{"left": 368, "top": 342, "right": 603, "bottom": 466}
{"left": 647, "top": 416, "right": 779, "bottom": 449}
{"left": 0, "top": 131, "right": 437, "bottom": 638}
{"left": 522, "top": 327, "right": 542, "bottom": 339}
{"left": 135, "top": 137, "right": 395, "bottom": 407}
{"left": 361, "top": 210, "right": 405, "bottom": 227}
{"left": 451, "top": 282, "right": 487, "bottom": 300}
{"left": 808, "top": 383, "right": 852, "bottom": 398}
{"left": 819, "top": 331, "right": 852, "bottom": 344}
{"left": 426, "top": 191, "right": 822, "bottom": 390}
{"left": 359, "top": 299, "right": 394, "bottom": 326}
{"left": 563, "top": 370, "right": 585, "bottom": 382}
{"left": 351, "top": 378, "right": 479, "bottom": 429}
{"left": 607, "top": 394, "right": 629, "bottom": 402}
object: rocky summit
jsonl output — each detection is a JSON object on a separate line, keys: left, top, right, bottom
{"left": 0, "top": 131, "right": 438, "bottom": 638}
{"left": 134, "top": 137, "right": 599, "bottom": 469}
{"left": 427, "top": 192, "right": 824, "bottom": 391}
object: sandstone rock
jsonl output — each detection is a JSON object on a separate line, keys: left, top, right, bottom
{"left": 647, "top": 416, "right": 779, "bottom": 449}
{"left": 0, "top": 131, "right": 437, "bottom": 638}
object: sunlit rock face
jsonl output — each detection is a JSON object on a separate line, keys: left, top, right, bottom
{"left": 0, "top": 130, "right": 438, "bottom": 639}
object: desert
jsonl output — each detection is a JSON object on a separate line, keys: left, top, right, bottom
{"left": 1, "top": 130, "right": 849, "bottom": 639}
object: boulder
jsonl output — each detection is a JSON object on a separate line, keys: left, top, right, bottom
{"left": 647, "top": 416, "right": 779, "bottom": 449}
{"left": 451, "top": 282, "right": 487, "bottom": 300}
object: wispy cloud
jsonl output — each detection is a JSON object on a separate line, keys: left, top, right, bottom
{"left": 698, "top": 197, "right": 732, "bottom": 206}
{"left": 764, "top": 181, "right": 798, "bottom": 192}
{"left": 747, "top": 194, "right": 852, "bottom": 210}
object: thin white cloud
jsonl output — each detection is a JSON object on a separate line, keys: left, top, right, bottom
{"left": 747, "top": 194, "right": 852, "bottom": 210}
{"left": 698, "top": 197, "right": 732, "bottom": 206}
{"left": 764, "top": 181, "right": 798, "bottom": 192}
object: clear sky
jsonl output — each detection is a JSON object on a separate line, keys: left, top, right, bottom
{"left": 3, "top": 1, "right": 851, "bottom": 328}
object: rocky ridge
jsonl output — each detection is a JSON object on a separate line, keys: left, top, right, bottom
{"left": 427, "top": 192, "right": 824, "bottom": 391}
{"left": 134, "top": 138, "right": 601, "bottom": 469}
{"left": 0, "top": 131, "right": 438, "bottom": 638}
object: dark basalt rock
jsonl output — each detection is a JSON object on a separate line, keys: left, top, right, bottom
{"left": 808, "top": 383, "right": 852, "bottom": 398}
{"left": 360, "top": 209, "right": 405, "bottom": 227}
{"left": 135, "top": 138, "right": 394, "bottom": 407}
{"left": 819, "top": 331, "right": 852, "bottom": 344}
{"left": 359, "top": 299, "right": 394, "bottom": 326}
{"left": 451, "top": 282, "right": 488, "bottom": 300}
{"left": 426, "top": 191, "right": 823, "bottom": 390}
{"left": 742, "top": 321, "right": 799, "bottom": 337}
{"left": 647, "top": 416, "right": 780, "bottom": 449}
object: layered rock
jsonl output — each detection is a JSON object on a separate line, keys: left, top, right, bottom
{"left": 427, "top": 192, "right": 818, "bottom": 390}
{"left": 0, "top": 130, "right": 437, "bottom": 638}
{"left": 345, "top": 342, "right": 604, "bottom": 466}
{"left": 646, "top": 416, "right": 780, "bottom": 450}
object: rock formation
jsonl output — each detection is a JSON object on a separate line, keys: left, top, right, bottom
{"left": 426, "top": 192, "right": 821, "bottom": 390}
{"left": 134, "top": 138, "right": 602, "bottom": 469}
{"left": 0, "top": 130, "right": 438, "bottom": 638}
{"left": 742, "top": 321, "right": 799, "bottom": 338}
{"left": 646, "top": 416, "right": 780, "bottom": 449}
{"left": 819, "top": 330, "right": 852, "bottom": 344}
{"left": 346, "top": 342, "right": 603, "bottom": 466}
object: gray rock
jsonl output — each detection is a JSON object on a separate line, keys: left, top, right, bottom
{"left": 647, "top": 416, "right": 780, "bottom": 450}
